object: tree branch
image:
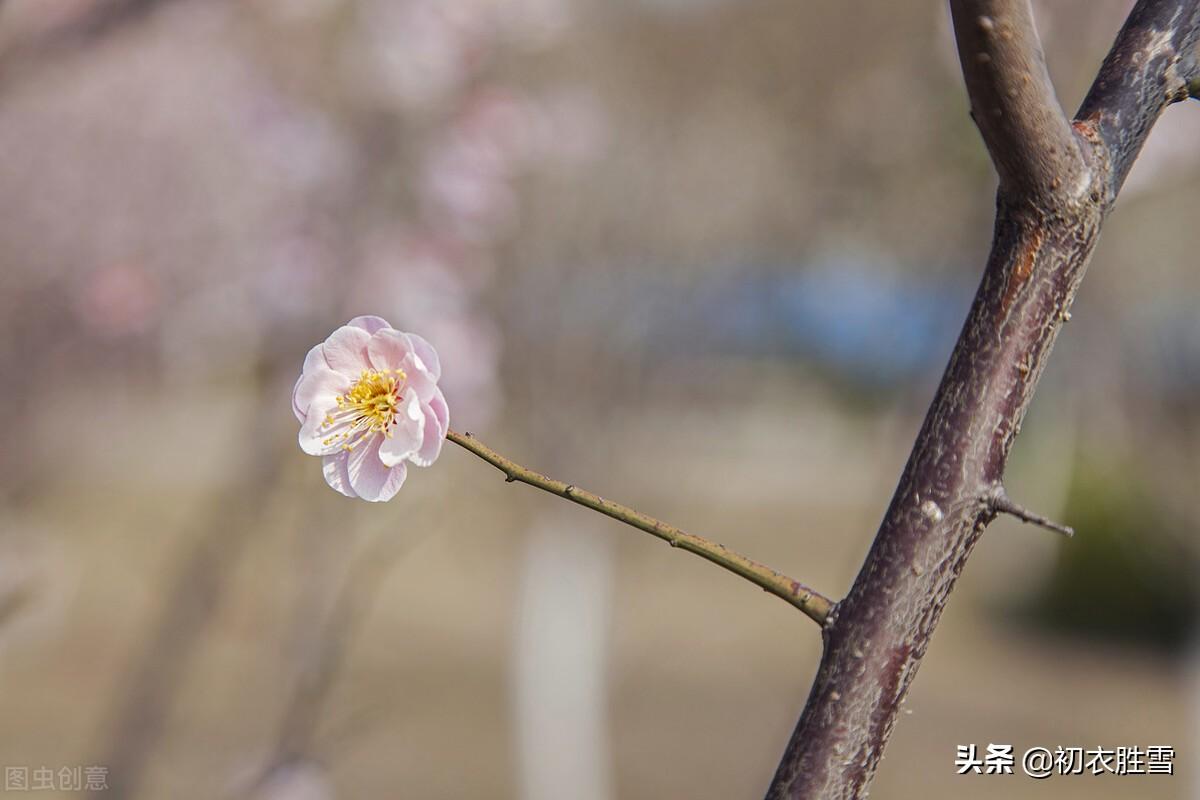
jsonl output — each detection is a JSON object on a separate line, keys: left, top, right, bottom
{"left": 1076, "top": 0, "right": 1200, "bottom": 196}
{"left": 950, "top": 0, "right": 1087, "bottom": 200}
{"left": 765, "top": 1, "right": 1200, "bottom": 797}
{"left": 446, "top": 429, "right": 833, "bottom": 625}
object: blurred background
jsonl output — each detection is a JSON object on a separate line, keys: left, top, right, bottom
{"left": 0, "top": 0, "right": 1197, "bottom": 798}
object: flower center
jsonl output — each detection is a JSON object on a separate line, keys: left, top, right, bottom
{"left": 320, "top": 368, "right": 407, "bottom": 451}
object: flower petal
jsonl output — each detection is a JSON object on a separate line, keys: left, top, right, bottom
{"left": 366, "top": 328, "right": 415, "bottom": 373}
{"left": 302, "top": 343, "right": 327, "bottom": 372}
{"left": 322, "top": 453, "right": 357, "bottom": 498}
{"left": 378, "top": 393, "right": 424, "bottom": 466}
{"left": 292, "top": 385, "right": 306, "bottom": 423}
{"left": 294, "top": 344, "right": 332, "bottom": 420}
{"left": 427, "top": 387, "right": 449, "bottom": 434}
{"left": 347, "top": 315, "right": 393, "bottom": 335}
{"left": 298, "top": 407, "right": 342, "bottom": 456}
{"left": 292, "top": 366, "right": 350, "bottom": 423}
{"left": 400, "top": 353, "right": 439, "bottom": 403}
{"left": 367, "top": 331, "right": 440, "bottom": 404}
{"left": 347, "top": 435, "right": 407, "bottom": 501}
{"left": 323, "top": 325, "right": 372, "bottom": 376}
{"left": 406, "top": 332, "right": 442, "bottom": 381}
{"left": 412, "top": 392, "right": 448, "bottom": 467}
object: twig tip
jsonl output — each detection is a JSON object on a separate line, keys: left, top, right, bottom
{"left": 989, "top": 488, "right": 1074, "bottom": 538}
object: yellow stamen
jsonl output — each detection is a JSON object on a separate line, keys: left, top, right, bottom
{"left": 319, "top": 368, "right": 407, "bottom": 451}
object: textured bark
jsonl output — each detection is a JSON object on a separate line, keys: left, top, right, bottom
{"left": 951, "top": 0, "right": 1087, "bottom": 199}
{"left": 765, "top": 2, "right": 1200, "bottom": 798}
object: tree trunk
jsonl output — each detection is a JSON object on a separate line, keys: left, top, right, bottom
{"left": 766, "top": 1, "right": 1200, "bottom": 797}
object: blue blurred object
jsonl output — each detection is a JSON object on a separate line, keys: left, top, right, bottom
{"left": 645, "top": 259, "right": 973, "bottom": 389}
{"left": 771, "top": 262, "right": 969, "bottom": 385}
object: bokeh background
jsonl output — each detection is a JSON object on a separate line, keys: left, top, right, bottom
{"left": 0, "top": 0, "right": 1197, "bottom": 798}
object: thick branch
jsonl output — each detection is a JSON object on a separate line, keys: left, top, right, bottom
{"left": 766, "top": 195, "right": 1104, "bottom": 800}
{"left": 766, "top": 1, "right": 1200, "bottom": 798}
{"left": 446, "top": 429, "right": 833, "bottom": 625}
{"left": 1076, "top": 0, "right": 1200, "bottom": 195}
{"left": 950, "top": 0, "right": 1087, "bottom": 199}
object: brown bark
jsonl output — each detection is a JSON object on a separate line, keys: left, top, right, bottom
{"left": 765, "top": 2, "right": 1200, "bottom": 798}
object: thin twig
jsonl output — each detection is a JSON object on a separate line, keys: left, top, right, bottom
{"left": 989, "top": 488, "right": 1074, "bottom": 537}
{"left": 446, "top": 429, "right": 833, "bottom": 625}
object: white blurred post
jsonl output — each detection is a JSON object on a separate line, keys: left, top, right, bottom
{"left": 513, "top": 514, "right": 615, "bottom": 800}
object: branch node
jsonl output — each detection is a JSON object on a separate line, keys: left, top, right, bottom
{"left": 919, "top": 499, "right": 945, "bottom": 523}
{"left": 988, "top": 487, "right": 1074, "bottom": 537}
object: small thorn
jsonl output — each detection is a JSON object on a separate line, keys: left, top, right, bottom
{"left": 989, "top": 489, "right": 1074, "bottom": 537}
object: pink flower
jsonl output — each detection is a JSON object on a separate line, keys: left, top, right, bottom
{"left": 293, "top": 316, "right": 449, "bottom": 501}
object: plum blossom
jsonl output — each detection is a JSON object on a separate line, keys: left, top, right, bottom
{"left": 293, "top": 316, "right": 449, "bottom": 501}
